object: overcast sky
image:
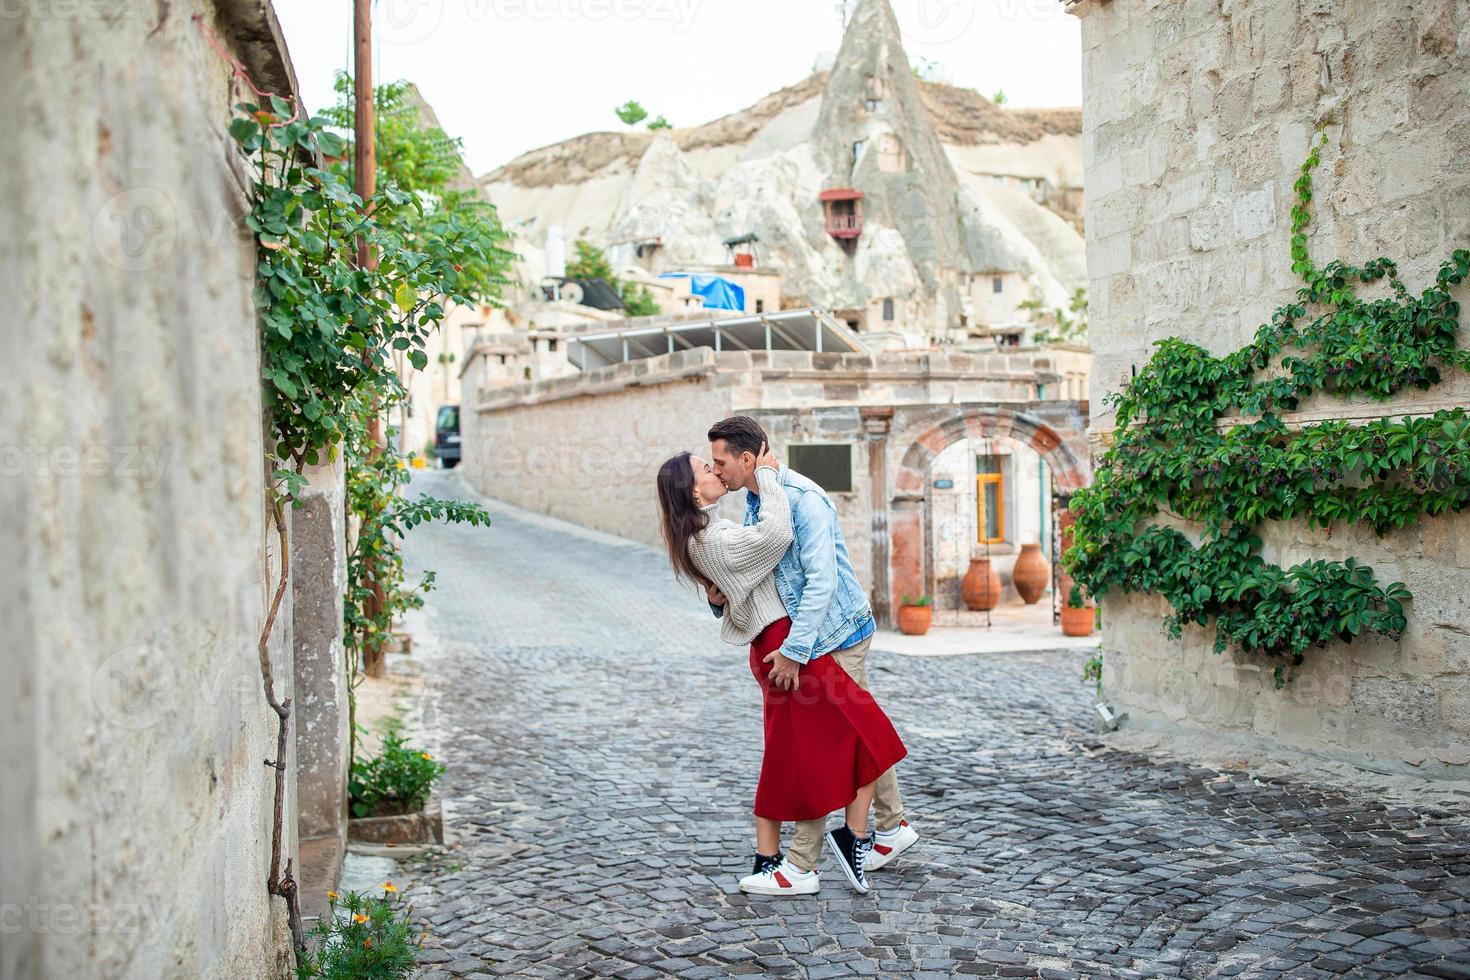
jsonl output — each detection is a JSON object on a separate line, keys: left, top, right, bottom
{"left": 274, "top": 0, "right": 1082, "bottom": 176}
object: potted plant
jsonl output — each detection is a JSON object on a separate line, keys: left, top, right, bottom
{"left": 348, "top": 725, "right": 447, "bottom": 844}
{"left": 1060, "top": 584, "right": 1095, "bottom": 637}
{"left": 897, "top": 594, "right": 933, "bottom": 635}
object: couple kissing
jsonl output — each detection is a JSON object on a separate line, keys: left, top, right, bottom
{"left": 656, "top": 415, "right": 917, "bottom": 896}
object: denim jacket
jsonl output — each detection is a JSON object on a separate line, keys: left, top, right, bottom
{"left": 744, "top": 464, "right": 873, "bottom": 664}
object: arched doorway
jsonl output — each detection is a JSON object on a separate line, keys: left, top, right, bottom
{"left": 886, "top": 407, "right": 1090, "bottom": 624}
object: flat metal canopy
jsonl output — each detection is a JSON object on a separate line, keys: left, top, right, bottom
{"left": 566, "top": 308, "right": 865, "bottom": 370}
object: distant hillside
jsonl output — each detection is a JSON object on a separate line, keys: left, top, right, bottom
{"left": 483, "top": 73, "right": 1082, "bottom": 189}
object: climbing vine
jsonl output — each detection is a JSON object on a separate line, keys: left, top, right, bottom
{"left": 212, "top": 20, "right": 508, "bottom": 955}
{"left": 1066, "top": 131, "right": 1470, "bottom": 686}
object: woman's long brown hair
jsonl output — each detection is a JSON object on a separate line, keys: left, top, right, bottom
{"left": 657, "top": 451, "right": 712, "bottom": 590}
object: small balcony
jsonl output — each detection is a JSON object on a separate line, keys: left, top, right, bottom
{"left": 825, "top": 212, "right": 864, "bottom": 239}
{"left": 819, "top": 188, "right": 864, "bottom": 243}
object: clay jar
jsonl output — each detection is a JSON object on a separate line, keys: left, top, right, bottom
{"left": 1060, "top": 604, "right": 1095, "bottom": 637}
{"left": 896, "top": 604, "right": 932, "bottom": 636}
{"left": 1012, "top": 543, "right": 1050, "bottom": 605}
{"left": 961, "top": 557, "right": 1002, "bottom": 611}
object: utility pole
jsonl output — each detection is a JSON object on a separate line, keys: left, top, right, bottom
{"left": 354, "top": 0, "right": 388, "bottom": 679}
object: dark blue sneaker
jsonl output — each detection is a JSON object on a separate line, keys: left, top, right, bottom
{"left": 825, "top": 825, "right": 873, "bottom": 894}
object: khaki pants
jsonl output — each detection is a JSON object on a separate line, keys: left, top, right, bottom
{"left": 785, "top": 634, "right": 905, "bottom": 872}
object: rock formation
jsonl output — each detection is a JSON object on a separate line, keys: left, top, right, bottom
{"left": 480, "top": 0, "right": 1086, "bottom": 344}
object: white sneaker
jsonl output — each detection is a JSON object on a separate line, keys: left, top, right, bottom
{"left": 865, "top": 819, "right": 919, "bottom": 871}
{"left": 738, "top": 856, "right": 820, "bottom": 896}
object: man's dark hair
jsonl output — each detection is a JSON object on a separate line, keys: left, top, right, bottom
{"left": 707, "top": 415, "right": 767, "bottom": 459}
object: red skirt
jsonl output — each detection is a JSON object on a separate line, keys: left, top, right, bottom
{"left": 750, "top": 617, "right": 907, "bottom": 821}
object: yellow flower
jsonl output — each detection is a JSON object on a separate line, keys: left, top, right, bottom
{"left": 326, "top": 891, "right": 338, "bottom": 901}
{"left": 381, "top": 882, "right": 397, "bottom": 894}
{"left": 420, "top": 753, "right": 432, "bottom": 761}
{"left": 353, "top": 914, "right": 369, "bottom": 924}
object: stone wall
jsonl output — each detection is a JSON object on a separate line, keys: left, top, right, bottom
{"left": 1, "top": 2, "right": 306, "bottom": 976}
{"left": 292, "top": 461, "right": 350, "bottom": 854}
{"left": 462, "top": 345, "right": 1090, "bottom": 623}
{"left": 462, "top": 348, "right": 738, "bottom": 549}
{"left": 1074, "top": 0, "right": 1470, "bottom": 773}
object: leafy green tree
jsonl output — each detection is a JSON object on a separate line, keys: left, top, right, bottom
{"left": 615, "top": 99, "right": 648, "bottom": 127}
{"left": 648, "top": 115, "right": 672, "bottom": 131}
{"left": 324, "top": 74, "right": 514, "bottom": 303}
{"left": 992, "top": 89, "right": 1009, "bottom": 106}
{"left": 566, "top": 238, "right": 616, "bottom": 281}
{"left": 1022, "top": 288, "right": 1089, "bottom": 346}
{"left": 567, "top": 239, "right": 661, "bottom": 317}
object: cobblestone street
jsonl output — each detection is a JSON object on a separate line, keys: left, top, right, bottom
{"left": 400, "top": 473, "right": 1470, "bottom": 980}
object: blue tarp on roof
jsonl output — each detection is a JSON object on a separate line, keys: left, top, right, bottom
{"left": 658, "top": 272, "right": 746, "bottom": 312}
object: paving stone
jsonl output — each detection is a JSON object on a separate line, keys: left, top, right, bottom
{"left": 399, "top": 473, "right": 1470, "bottom": 980}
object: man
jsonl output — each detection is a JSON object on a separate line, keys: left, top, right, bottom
{"left": 705, "top": 415, "right": 919, "bottom": 895}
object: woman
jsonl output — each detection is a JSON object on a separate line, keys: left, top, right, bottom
{"left": 656, "top": 445, "right": 906, "bottom": 896}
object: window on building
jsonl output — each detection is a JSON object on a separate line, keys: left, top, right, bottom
{"left": 876, "top": 134, "right": 906, "bottom": 174}
{"left": 992, "top": 276, "right": 1004, "bottom": 294}
{"left": 548, "top": 338, "right": 558, "bottom": 352}
{"left": 788, "top": 444, "right": 853, "bottom": 493}
{"left": 882, "top": 298, "right": 895, "bottom": 321}
{"left": 755, "top": 299, "right": 765, "bottom": 313}
{"left": 865, "top": 98, "right": 881, "bottom": 111}
{"left": 523, "top": 366, "right": 531, "bottom": 381}
{"left": 498, "top": 354, "right": 507, "bottom": 365}
{"left": 977, "top": 455, "right": 1005, "bottom": 544}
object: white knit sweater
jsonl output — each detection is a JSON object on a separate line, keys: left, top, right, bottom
{"left": 687, "top": 466, "right": 794, "bottom": 645}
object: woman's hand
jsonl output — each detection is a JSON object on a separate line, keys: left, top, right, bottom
{"left": 705, "top": 581, "right": 727, "bottom": 606}
{"left": 756, "top": 441, "right": 780, "bottom": 472}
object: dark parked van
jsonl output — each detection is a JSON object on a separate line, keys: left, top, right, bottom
{"left": 435, "top": 404, "right": 461, "bottom": 468}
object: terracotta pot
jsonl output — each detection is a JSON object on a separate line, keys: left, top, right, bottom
{"left": 1060, "top": 605, "right": 1095, "bottom": 637}
{"left": 961, "top": 557, "right": 1002, "bottom": 611}
{"left": 1012, "top": 543, "right": 1049, "bottom": 605}
{"left": 896, "top": 604, "right": 932, "bottom": 636}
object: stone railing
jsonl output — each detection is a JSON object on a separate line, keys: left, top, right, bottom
{"left": 472, "top": 346, "right": 1079, "bottom": 413}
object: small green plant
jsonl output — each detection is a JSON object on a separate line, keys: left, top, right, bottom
{"left": 349, "top": 727, "right": 446, "bottom": 818}
{"left": 614, "top": 99, "right": 648, "bottom": 127}
{"left": 648, "top": 115, "right": 672, "bottom": 131}
{"left": 1067, "top": 584, "right": 1086, "bottom": 609}
{"left": 900, "top": 594, "right": 933, "bottom": 607}
{"left": 1082, "top": 653, "right": 1103, "bottom": 697}
{"left": 295, "top": 886, "right": 421, "bottom": 979}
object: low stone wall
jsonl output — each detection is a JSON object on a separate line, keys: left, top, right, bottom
{"left": 463, "top": 348, "right": 737, "bottom": 550}
{"left": 464, "top": 345, "right": 1090, "bottom": 621}
{"left": 1075, "top": 0, "right": 1470, "bottom": 774}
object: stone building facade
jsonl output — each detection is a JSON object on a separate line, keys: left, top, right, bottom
{"left": 460, "top": 347, "right": 1090, "bottom": 623}
{"left": 3, "top": 3, "right": 348, "bottom": 977}
{"left": 1073, "top": 0, "right": 1470, "bottom": 773}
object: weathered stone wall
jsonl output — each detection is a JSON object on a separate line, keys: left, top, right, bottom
{"left": 1075, "top": 0, "right": 1470, "bottom": 773}
{"left": 293, "top": 461, "right": 349, "bottom": 849}
{"left": 462, "top": 348, "right": 738, "bottom": 549}
{"left": 1, "top": 2, "right": 303, "bottom": 976}
{"left": 463, "top": 346, "right": 1090, "bottom": 623}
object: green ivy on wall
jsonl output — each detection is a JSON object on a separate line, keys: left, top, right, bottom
{"left": 1066, "top": 131, "right": 1470, "bottom": 687}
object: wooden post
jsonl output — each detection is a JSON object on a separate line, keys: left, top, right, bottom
{"left": 354, "top": 0, "right": 387, "bottom": 679}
